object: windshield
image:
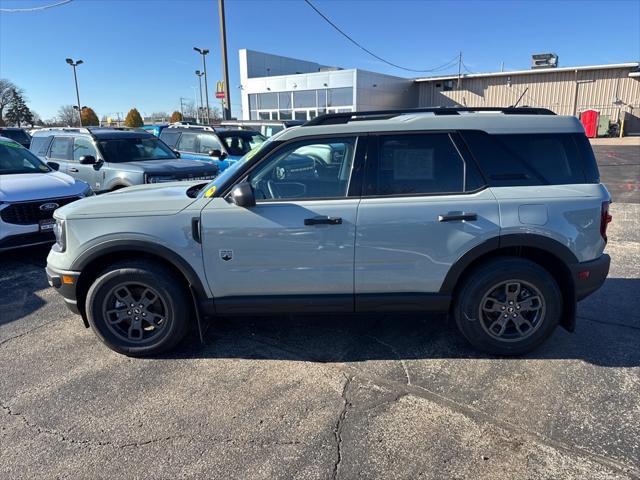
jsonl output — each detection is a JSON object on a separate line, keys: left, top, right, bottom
{"left": 218, "top": 132, "right": 266, "bottom": 156}
{"left": 0, "top": 140, "right": 50, "bottom": 175}
{"left": 98, "top": 137, "right": 177, "bottom": 163}
{"left": 198, "top": 137, "right": 274, "bottom": 198}
{"left": 1, "top": 129, "right": 31, "bottom": 144}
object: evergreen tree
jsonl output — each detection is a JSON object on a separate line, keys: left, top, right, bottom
{"left": 124, "top": 108, "right": 144, "bottom": 128}
{"left": 4, "top": 89, "right": 32, "bottom": 127}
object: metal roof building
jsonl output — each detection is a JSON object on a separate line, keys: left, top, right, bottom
{"left": 415, "top": 63, "right": 640, "bottom": 129}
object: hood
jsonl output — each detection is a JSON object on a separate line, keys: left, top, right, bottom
{"left": 56, "top": 180, "right": 203, "bottom": 219}
{"left": 0, "top": 171, "right": 88, "bottom": 203}
{"left": 117, "top": 159, "right": 218, "bottom": 175}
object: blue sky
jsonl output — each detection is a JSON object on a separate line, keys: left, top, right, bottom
{"left": 1, "top": 0, "right": 639, "bottom": 120}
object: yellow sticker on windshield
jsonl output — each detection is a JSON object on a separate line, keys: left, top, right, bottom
{"left": 204, "top": 185, "right": 217, "bottom": 198}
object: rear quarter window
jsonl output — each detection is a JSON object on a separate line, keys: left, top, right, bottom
{"left": 461, "top": 131, "right": 599, "bottom": 186}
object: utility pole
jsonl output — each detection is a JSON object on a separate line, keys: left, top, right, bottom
{"left": 218, "top": 0, "right": 231, "bottom": 120}
{"left": 457, "top": 51, "right": 462, "bottom": 90}
{"left": 179, "top": 97, "right": 187, "bottom": 119}
{"left": 194, "top": 47, "right": 211, "bottom": 124}
{"left": 65, "top": 58, "right": 83, "bottom": 126}
{"left": 195, "top": 70, "right": 205, "bottom": 124}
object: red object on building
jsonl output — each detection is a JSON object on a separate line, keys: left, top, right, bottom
{"left": 580, "top": 109, "right": 600, "bottom": 138}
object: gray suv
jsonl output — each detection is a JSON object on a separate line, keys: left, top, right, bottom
{"left": 45, "top": 108, "right": 611, "bottom": 357}
{"left": 30, "top": 127, "right": 219, "bottom": 192}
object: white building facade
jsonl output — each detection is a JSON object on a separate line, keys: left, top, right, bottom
{"left": 239, "top": 49, "right": 416, "bottom": 121}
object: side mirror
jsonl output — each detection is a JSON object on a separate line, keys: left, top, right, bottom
{"left": 230, "top": 182, "right": 256, "bottom": 208}
{"left": 79, "top": 155, "right": 96, "bottom": 165}
{"left": 209, "top": 149, "right": 227, "bottom": 160}
{"left": 173, "top": 150, "right": 181, "bottom": 158}
{"left": 46, "top": 161, "right": 60, "bottom": 171}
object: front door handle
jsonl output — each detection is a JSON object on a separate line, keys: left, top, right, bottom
{"left": 438, "top": 213, "right": 478, "bottom": 222}
{"left": 69, "top": 167, "right": 79, "bottom": 173}
{"left": 304, "top": 216, "right": 343, "bottom": 226}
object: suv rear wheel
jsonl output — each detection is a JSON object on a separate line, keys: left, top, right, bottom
{"left": 85, "top": 260, "right": 190, "bottom": 356}
{"left": 454, "top": 257, "right": 561, "bottom": 355}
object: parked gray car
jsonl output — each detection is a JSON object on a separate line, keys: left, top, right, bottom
{"left": 30, "top": 127, "right": 219, "bottom": 192}
{"left": 45, "top": 108, "right": 611, "bottom": 357}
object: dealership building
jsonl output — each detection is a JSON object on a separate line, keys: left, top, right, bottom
{"left": 238, "top": 49, "right": 640, "bottom": 134}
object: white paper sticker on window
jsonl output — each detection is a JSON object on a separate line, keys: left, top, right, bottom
{"left": 393, "top": 149, "right": 434, "bottom": 180}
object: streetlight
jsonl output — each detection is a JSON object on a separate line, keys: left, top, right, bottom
{"left": 195, "top": 70, "right": 205, "bottom": 124}
{"left": 193, "top": 47, "right": 210, "bottom": 124}
{"left": 65, "top": 58, "right": 83, "bottom": 126}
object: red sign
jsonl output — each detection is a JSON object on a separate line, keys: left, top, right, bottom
{"left": 215, "top": 80, "right": 225, "bottom": 99}
{"left": 215, "top": 92, "right": 225, "bottom": 99}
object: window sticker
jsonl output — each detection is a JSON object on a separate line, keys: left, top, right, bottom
{"left": 204, "top": 185, "right": 217, "bottom": 198}
{"left": 393, "top": 149, "right": 434, "bottom": 180}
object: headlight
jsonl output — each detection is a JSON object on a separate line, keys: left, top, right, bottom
{"left": 52, "top": 218, "right": 66, "bottom": 253}
{"left": 147, "top": 175, "right": 175, "bottom": 184}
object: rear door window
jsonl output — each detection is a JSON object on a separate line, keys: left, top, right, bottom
{"left": 49, "top": 137, "right": 73, "bottom": 160}
{"left": 30, "top": 136, "right": 52, "bottom": 156}
{"left": 365, "top": 133, "right": 481, "bottom": 196}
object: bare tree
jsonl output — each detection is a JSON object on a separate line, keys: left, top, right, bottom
{"left": 57, "top": 105, "right": 79, "bottom": 126}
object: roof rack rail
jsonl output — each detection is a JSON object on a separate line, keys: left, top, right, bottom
{"left": 34, "top": 126, "right": 93, "bottom": 134}
{"left": 167, "top": 123, "right": 217, "bottom": 131}
{"left": 303, "top": 107, "right": 555, "bottom": 126}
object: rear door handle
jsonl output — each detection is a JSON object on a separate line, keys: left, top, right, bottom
{"left": 69, "top": 167, "right": 79, "bottom": 173}
{"left": 304, "top": 216, "right": 343, "bottom": 226}
{"left": 438, "top": 213, "right": 478, "bottom": 222}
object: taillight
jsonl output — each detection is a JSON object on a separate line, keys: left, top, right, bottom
{"left": 600, "top": 201, "right": 612, "bottom": 242}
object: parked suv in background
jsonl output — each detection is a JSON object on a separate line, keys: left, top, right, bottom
{"left": 160, "top": 125, "right": 266, "bottom": 172}
{"left": 46, "top": 108, "right": 611, "bottom": 357}
{"left": 0, "top": 136, "right": 91, "bottom": 251}
{"left": 30, "top": 127, "right": 219, "bottom": 192}
{"left": 0, "top": 127, "right": 32, "bottom": 148}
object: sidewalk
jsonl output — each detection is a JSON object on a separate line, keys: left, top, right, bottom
{"left": 590, "top": 137, "right": 640, "bottom": 146}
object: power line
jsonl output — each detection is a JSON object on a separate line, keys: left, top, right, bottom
{"left": 303, "top": 0, "right": 460, "bottom": 74}
{"left": 0, "top": 0, "right": 73, "bottom": 13}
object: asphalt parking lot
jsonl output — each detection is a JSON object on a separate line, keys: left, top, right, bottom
{"left": 1, "top": 146, "right": 639, "bottom": 479}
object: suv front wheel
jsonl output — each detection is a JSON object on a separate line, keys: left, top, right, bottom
{"left": 454, "top": 257, "right": 561, "bottom": 355}
{"left": 85, "top": 260, "right": 190, "bottom": 356}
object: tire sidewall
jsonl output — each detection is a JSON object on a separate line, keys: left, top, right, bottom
{"left": 455, "top": 259, "right": 562, "bottom": 355}
{"left": 86, "top": 266, "right": 187, "bottom": 356}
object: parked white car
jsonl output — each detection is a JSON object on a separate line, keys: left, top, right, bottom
{"left": 0, "top": 136, "right": 92, "bottom": 251}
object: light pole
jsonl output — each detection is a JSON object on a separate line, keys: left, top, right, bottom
{"left": 195, "top": 70, "right": 205, "bottom": 124}
{"left": 193, "top": 47, "right": 210, "bottom": 124}
{"left": 65, "top": 58, "right": 83, "bottom": 126}
{"left": 218, "top": 0, "right": 231, "bottom": 120}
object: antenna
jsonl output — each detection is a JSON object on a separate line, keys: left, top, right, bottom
{"left": 512, "top": 87, "right": 529, "bottom": 108}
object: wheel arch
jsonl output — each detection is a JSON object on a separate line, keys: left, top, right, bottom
{"left": 441, "top": 234, "right": 577, "bottom": 331}
{"left": 72, "top": 240, "right": 212, "bottom": 326}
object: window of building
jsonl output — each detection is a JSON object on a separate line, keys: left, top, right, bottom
{"left": 248, "top": 94, "right": 258, "bottom": 110}
{"left": 366, "top": 133, "right": 467, "bottom": 196}
{"left": 279, "top": 110, "right": 292, "bottom": 120}
{"left": 258, "top": 92, "right": 278, "bottom": 110}
{"left": 278, "top": 92, "right": 292, "bottom": 110}
{"left": 294, "top": 111, "right": 308, "bottom": 121}
{"left": 327, "top": 87, "right": 353, "bottom": 107}
{"left": 443, "top": 80, "right": 457, "bottom": 91}
{"left": 293, "top": 90, "right": 317, "bottom": 108}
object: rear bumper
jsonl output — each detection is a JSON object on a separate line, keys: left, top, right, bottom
{"left": 46, "top": 265, "right": 81, "bottom": 315}
{"left": 571, "top": 254, "right": 610, "bottom": 301}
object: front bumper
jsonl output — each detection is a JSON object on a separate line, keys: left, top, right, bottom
{"left": 571, "top": 254, "right": 611, "bottom": 301}
{"left": 46, "top": 265, "right": 81, "bottom": 315}
{"left": 0, "top": 231, "right": 55, "bottom": 251}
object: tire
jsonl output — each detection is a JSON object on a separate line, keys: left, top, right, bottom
{"left": 453, "top": 257, "right": 561, "bottom": 356}
{"left": 85, "top": 260, "right": 191, "bottom": 356}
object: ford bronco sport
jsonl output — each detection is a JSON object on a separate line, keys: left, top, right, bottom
{"left": 45, "top": 107, "right": 611, "bottom": 357}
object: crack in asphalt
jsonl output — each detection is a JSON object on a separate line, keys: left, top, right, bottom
{"left": 0, "top": 319, "right": 60, "bottom": 348}
{"left": 578, "top": 315, "right": 640, "bottom": 331}
{"left": 332, "top": 373, "right": 352, "bottom": 480}
{"left": 364, "top": 333, "right": 412, "bottom": 385}
{"left": 240, "top": 332, "right": 640, "bottom": 478}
